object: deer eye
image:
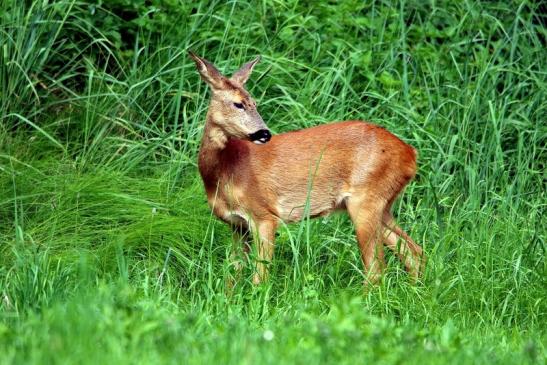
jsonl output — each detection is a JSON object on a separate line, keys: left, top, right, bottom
{"left": 233, "top": 102, "right": 245, "bottom": 110}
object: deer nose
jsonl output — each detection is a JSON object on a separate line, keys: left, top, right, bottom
{"left": 249, "top": 129, "right": 271, "bottom": 144}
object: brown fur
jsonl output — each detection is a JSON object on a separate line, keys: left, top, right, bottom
{"left": 190, "top": 52, "right": 425, "bottom": 285}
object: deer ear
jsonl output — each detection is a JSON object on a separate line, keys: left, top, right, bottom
{"left": 188, "top": 51, "right": 227, "bottom": 90}
{"left": 231, "top": 56, "right": 261, "bottom": 85}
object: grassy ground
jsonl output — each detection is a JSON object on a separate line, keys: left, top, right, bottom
{"left": 0, "top": 0, "right": 545, "bottom": 364}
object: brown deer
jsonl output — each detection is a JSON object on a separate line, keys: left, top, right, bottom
{"left": 189, "top": 52, "right": 425, "bottom": 285}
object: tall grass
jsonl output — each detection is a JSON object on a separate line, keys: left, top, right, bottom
{"left": 0, "top": 0, "right": 545, "bottom": 364}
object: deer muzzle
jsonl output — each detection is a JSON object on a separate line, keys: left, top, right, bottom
{"left": 249, "top": 129, "right": 272, "bottom": 144}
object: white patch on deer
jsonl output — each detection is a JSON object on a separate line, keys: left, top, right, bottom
{"left": 223, "top": 210, "right": 249, "bottom": 226}
{"left": 336, "top": 192, "right": 352, "bottom": 207}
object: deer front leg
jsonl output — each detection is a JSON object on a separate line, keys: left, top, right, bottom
{"left": 228, "top": 224, "right": 251, "bottom": 290}
{"left": 250, "top": 218, "right": 277, "bottom": 285}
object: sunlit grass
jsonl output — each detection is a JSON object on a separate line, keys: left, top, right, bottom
{"left": 0, "top": 0, "right": 545, "bottom": 364}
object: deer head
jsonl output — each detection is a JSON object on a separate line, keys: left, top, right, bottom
{"left": 189, "top": 52, "right": 271, "bottom": 144}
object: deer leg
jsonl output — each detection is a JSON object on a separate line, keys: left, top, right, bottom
{"left": 250, "top": 218, "right": 277, "bottom": 285}
{"left": 382, "top": 211, "right": 425, "bottom": 279}
{"left": 347, "top": 195, "right": 386, "bottom": 285}
{"left": 228, "top": 224, "right": 251, "bottom": 289}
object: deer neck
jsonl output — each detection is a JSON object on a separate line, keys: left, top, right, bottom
{"left": 198, "top": 114, "right": 230, "bottom": 193}
{"left": 198, "top": 113, "right": 252, "bottom": 195}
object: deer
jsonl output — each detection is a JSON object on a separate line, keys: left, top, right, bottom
{"left": 189, "top": 52, "right": 425, "bottom": 286}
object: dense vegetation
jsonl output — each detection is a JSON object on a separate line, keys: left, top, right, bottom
{"left": 0, "top": 0, "right": 545, "bottom": 363}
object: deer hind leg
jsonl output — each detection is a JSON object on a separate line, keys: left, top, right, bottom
{"left": 382, "top": 210, "right": 425, "bottom": 280}
{"left": 346, "top": 194, "right": 386, "bottom": 285}
{"left": 250, "top": 218, "right": 277, "bottom": 285}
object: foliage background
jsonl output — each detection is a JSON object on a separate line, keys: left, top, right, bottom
{"left": 0, "top": 0, "right": 545, "bottom": 364}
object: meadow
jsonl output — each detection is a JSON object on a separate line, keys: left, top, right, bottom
{"left": 0, "top": 1, "right": 545, "bottom": 364}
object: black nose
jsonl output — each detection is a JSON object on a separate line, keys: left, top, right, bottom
{"left": 249, "top": 129, "right": 271, "bottom": 144}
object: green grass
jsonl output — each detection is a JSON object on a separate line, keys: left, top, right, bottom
{"left": 0, "top": 0, "right": 545, "bottom": 364}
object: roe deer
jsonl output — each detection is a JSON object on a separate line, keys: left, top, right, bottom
{"left": 189, "top": 52, "right": 425, "bottom": 285}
